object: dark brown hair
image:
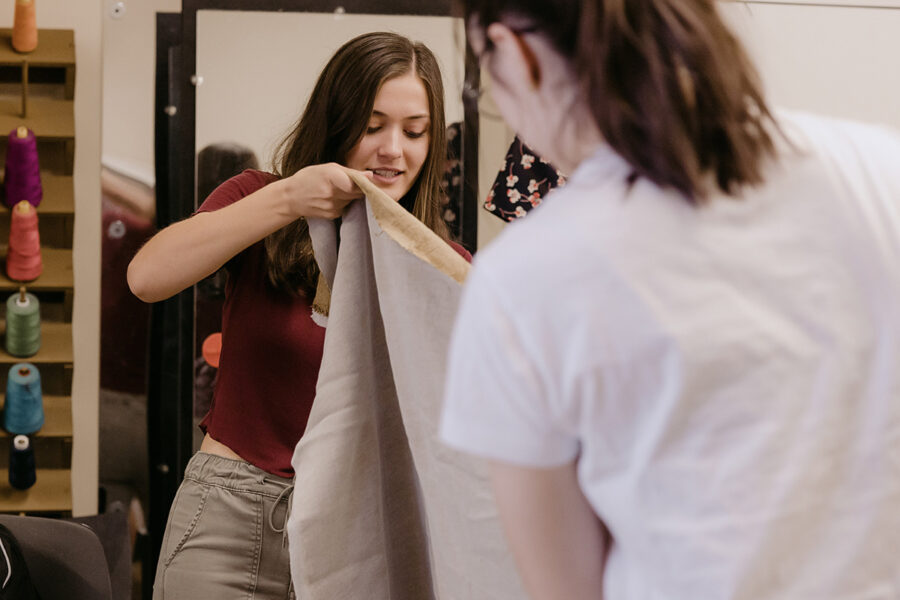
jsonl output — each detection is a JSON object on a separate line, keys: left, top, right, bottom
{"left": 266, "top": 32, "right": 449, "bottom": 298}
{"left": 197, "top": 142, "right": 259, "bottom": 204}
{"left": 459, "top": 0, "right": 779, "bottom": 202}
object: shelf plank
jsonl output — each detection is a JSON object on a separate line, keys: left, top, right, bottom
{"left": 0, "top": 469, "right": 71, "bottom": 513}
{"left": 0, "top": 321, "right": 71, "bottom": 364}
{"left": 0, "top": 29, "right": 74, "bottom": 68}
{"left": 0, "top": 172, "right": 72, "bottom": 215}
{"left": 0, "top": 247, "right": 72, "bottom": 290}
{"left": 0, "top": 395, "right": 71, "bottom": 438}
{"left": 0, "top": 96, "right": 74, "bottom": 139}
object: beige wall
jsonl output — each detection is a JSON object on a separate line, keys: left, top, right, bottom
{"left": 70, "top": 0, "right": 103, "bottom": 515}
{"left": 0, "top": 0, "right": 104, "bottom": 516}
{"left": 722, "top": 1, "right": 900, "bottom": 129}
{"left": 476, "top": 79, "right": 513, "bottom": 250}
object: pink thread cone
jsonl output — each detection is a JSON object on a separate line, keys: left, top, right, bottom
{"left": 7, "top": 200, "right": 42, "bottom": 281}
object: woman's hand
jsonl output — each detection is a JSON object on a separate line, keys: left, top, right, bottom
{"left": 283, "top": 163, "right": 373, "bottom": 219}
{"left": 128, "top": 163, "right": 374, "bottom": 303}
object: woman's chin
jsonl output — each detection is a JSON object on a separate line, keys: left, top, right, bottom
{"left": 373, "top": 181, "right": 409, "bottom": 202}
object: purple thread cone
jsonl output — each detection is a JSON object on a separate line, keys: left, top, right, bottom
{"left": 3, "top": 127, "right": 42, "bottom": 209}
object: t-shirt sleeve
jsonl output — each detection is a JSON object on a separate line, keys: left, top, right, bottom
{"left": 196, "top": 169, "right": 277, "bottom": 214}
{"left": 448, "top": 240, "right": 473, "bottom": 263}
{"left": 440, "top": 264, "right": 579, "bottom": 467}
{"left": 193, "top": 169, "right": 278, "bottom": 274}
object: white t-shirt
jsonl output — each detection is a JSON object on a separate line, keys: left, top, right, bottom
{"left": 441, "top": 111, "right": 900, "bottom": 599}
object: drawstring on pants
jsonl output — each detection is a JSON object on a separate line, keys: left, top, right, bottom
{"left": 266, "top": 478, "right": 294, "bottom": 548}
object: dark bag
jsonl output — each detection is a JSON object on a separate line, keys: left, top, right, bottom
{"left": 0, "top": 523, "right": 41, "bottom": 600}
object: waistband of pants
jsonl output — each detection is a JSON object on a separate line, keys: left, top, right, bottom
{"left": 184, "top": 451, "right": 293, "bottom": 499}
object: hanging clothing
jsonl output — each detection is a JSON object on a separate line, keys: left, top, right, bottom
{"left": 486, "top": 136, "right": 566, "bottom": 221}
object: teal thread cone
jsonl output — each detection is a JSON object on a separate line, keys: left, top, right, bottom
{"left": 4, "top": 362, "right": 43, "bottom": 435}
{"left": 5, "top": 288, "right": 41, "bottom": 357}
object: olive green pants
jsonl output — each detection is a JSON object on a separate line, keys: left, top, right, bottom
{"left": 153, "top": 452, "right": 295, "bottom": 600}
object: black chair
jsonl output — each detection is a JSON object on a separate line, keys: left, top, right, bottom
{"left": 0, "top": 514, "right": 113, "bottom": 600}
{"left": 69, "top": 502, "right": 133, "bottom": 600}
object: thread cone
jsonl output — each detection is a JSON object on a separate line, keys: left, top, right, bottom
{"left": 12, "top": 0, "right": 38, "bottom": 54}
{"left": 4, "top": 126, "right": 43, "bottom": 208}
{"left": 6, "top": 200, "right": 42, "bottom": 281}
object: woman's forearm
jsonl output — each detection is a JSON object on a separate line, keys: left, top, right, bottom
{"left": 127, "top": 179, "right": 296, "bottom": 303}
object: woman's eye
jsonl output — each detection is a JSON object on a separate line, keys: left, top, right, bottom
{"left": 405, "top": 130, "right": 426, "bottom": 139}
{"left": 366, "top": 126, "right": 382, "bottom": 134}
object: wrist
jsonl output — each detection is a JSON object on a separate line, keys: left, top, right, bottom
{"left": 273, "top": 174, "right": 304, "bottom": 220}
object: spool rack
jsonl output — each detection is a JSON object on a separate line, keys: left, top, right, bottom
{"left": 0, "top": 28, "right": 74, "bottom": 515}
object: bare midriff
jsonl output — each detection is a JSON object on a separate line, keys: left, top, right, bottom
{"left": 199, "top": 433, "right": 246, "bottom": 462}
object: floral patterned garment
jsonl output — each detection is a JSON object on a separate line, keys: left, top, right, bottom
{"left": 486, "top": 136, "right": 566, "bottom": 222}
{"left": 440, "top": 122, "right": 463, "bottom": 238}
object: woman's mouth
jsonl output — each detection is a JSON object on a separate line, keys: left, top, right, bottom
{"left": 369, "top": 168, "right": 403, "bottom": 183}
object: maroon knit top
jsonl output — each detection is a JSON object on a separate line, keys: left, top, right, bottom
{"left": 197, "top": 169, "right": 471, "bottom": 476}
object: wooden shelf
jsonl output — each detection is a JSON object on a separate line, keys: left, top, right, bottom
{"left": 0, "top": 395, "right": 71, "bottom": 438}
{"left": 0, "top": 96, "right": 74, "bottom": 139}
{"left": 0, "top": 29, "right": 74, "bottom": 68}
{"left": 0, "top": 321, "right": 72, "bottom": 364}
{"left": 0, "top": 469, "right": 71, "bottom": 513}
{"left": 0, "top": 28, "right": 74, "bottom": 516}
{"left": 0, "top": 172, "right": 72, "bottom": 215}
{"left": 0, "top": 247, "right": 72, "bottom": 290}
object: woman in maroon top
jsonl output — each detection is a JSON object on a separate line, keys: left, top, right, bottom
{"left": 128, "top": 32, "right": 470, "bottom": 599}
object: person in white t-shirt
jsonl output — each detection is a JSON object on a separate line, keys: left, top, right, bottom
{"left": 440, "top": 1, "right": 900, "bottom": 599}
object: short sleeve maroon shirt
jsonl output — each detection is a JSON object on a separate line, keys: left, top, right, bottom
{"left": 197, "top": 169, "right": 471, "bottom": 477}
{"left": 196, "top": 170, "right": 325, "bottom": 477}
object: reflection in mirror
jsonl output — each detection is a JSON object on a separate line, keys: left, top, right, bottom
{"left": 192, "top": 10, "right": 466, "bottom": 450}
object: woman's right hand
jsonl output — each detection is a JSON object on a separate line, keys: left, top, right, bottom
{"left": 282, "top": 163, "right": 373, "bottom": 219}
{"left": 128, "top": 164, "right": 373, "bottom": 303}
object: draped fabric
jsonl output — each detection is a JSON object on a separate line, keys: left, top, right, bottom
{"left": 287, "top": 175, "right": 526, "bottom": 600}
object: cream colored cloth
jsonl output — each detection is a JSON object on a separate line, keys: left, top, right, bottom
{"left": 288, "top": 178, "right": 526, "bottom": 599}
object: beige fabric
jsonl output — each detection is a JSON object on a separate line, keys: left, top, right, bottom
{"left": 288, "top": 185, "right": 526, "bottom": 599}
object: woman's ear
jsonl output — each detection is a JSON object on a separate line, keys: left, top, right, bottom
{"left": 485, "top": 22, "right": 542, "bottom": 90}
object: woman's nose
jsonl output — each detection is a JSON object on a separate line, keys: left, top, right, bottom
{"left": 377, "top": 129, "right": 402, "bottom": 159}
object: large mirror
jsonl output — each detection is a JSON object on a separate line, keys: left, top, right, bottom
{"left": 141, "top": 2, "right": 481, "bottom": 589}
{"left": 191, "top": 8, "right": 469, "bottom": 447}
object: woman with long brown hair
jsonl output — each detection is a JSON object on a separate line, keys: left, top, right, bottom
{"left": 440, "top": 1, "right": 900, "bottom": 598}
{"left": 129, "top": 31, "right": 468, "bottom": 599}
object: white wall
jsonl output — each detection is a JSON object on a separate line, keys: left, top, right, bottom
{"left": 0, "top": 0, "right": 104, "bottom": 516}
{"left": 721, "top": 1, "right": 900, "bottom": 129}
